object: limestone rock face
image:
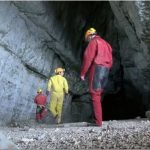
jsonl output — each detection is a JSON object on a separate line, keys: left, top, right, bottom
{"left": 110, "top": 1, "right": 150, "bottom": 111}
{"left": 0, "top": 1, "right": 86, "bottom": 124}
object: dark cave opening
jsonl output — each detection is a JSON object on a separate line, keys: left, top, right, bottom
{"left": 78, "top": 2, "right": 147, "bottom": 121}
{"left": 102, "top": 89, "right": 146, "bottom": 121}
{"left": 58, "top": 1, "right": 148, "bottom": 122}
{"left": 30, "top": 1, "right": 149, "bottom": 123}
{"left": 71, "top": 87, "right": 146, "bottom": 123}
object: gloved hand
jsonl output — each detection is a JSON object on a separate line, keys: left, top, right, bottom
{"left": 81, "top": 75, "right": 85, "bottom": 81}
{"left": 46, "top": 90, "right": 50, "bottom": 96}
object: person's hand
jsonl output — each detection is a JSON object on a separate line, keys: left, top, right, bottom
{"left": 40, "top": 105, "right": 45, "bottom": 108}
{"left": 81, "top": 75, "right": 85, "bottom": 81}
{"left": 46, "top": 90, "right": 49, "bottom": 96}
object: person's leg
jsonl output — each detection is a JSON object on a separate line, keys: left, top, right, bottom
{"left": 36, "top": 113, "right": 41, "bottom": 121}
{"left": 36, "top": 106, "right": 42, "bottom": 122}
{"left": 56, "top": 93, "right": 64, "bottom": 124}
{"left": 91, "top": 92, "right": 103, "bottom": 126}
{"left": 49, "top": 92, "right": 58, "bottom": 118}
{"left": 89, "top": 64, "right": 109, "bottom": 126}
{"left": 40, "top": 107, "right": 48, "bottom": 120}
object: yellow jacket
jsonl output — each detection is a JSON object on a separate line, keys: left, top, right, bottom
{"left": 47, "top": 75, "right": 69, "bottom": 93}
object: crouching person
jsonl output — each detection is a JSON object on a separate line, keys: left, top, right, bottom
{"left": 46, "top": 68, "right": 69, "bottom": 124}
{"left": 34, "top": 88, "right": 47, "bottom": 123}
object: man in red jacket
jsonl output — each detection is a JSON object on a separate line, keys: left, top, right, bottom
{"left": 34, "top": 88, "right": 47, "bottom": 123}
{"left": 81, "top": 28, "right": 113, "bottom": 126}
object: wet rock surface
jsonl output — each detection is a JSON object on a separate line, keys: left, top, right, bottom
{"left": 1, "top": 119, "right": 150, "bottom": 149}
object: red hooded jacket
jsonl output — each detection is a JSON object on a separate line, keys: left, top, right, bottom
{"left": 81, "top": 35, "right": 113, "bottom": 77}
{"left": 34, "top": 94, "right": 47, "bottom": 106}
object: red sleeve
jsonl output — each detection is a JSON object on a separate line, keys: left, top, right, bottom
{"left": 108, "top": 44, "right": 113, "bottom": 67}
{"left": 81, "top": 39, "right": 97, "bottom": 77}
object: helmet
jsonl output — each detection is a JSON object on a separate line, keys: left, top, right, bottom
{"left": 55, "top": 68, "right": 65, "bottom": 74}
{"left": 85, "top": 28, "right": 96, "bottom": 39}
{"left": 37, "top": 88, "right": 42, "bottom": 93}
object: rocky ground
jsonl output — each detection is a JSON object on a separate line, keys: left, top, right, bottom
{"left": 1, "top": 119, "right": 150, "bottom": 149}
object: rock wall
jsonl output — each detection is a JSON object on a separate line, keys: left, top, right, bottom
{"left": 110, "top": 1, "right": 150, "bottom": 111}
{"left": 0, "top": 1, "right": 70, "bottom": 124}
{"left": 0, "top": 1, "right": 91, "bottom": 124}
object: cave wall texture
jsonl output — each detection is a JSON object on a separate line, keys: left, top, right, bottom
{"left": 0, "top": 1, "right": 150, "bottom": 124}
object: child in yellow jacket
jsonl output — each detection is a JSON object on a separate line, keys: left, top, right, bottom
{"left": 46, "top": 68, "right": 69, "bottom": 124}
